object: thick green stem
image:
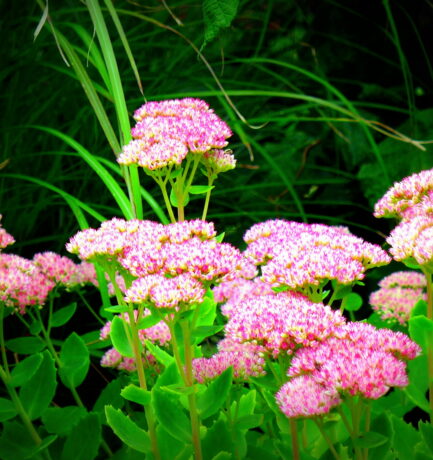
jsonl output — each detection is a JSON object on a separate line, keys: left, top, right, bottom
{"left": 180, "top": 320, "right": 202, "bottom": 460}
{"left": 421, "top": 269, "right": 433, "bottom": 424}
{"left": 314, "top": 417, "right": 340, "bottom": 460}
{"left": 289, "top": 419, "right": 300, "bottom": 460}
{"left": 201, "top": 178, "right": 214, "bottom": 221}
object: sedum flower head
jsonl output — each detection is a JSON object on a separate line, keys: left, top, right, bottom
{"left": 370, "top": 271, "right": 427, "bottom": 325}
{"left": 386, "top": 215, "right": 433, "bottom": 267}
{"left": 33, "top": 251, "right": 96, "bottom": 288}
{"left": 276, "top": 376, "right": 341, "bottom": 419}
{"left": 0, "top": 254, "right": 54, "bottom": 313}
{"left": 278, "top": 322, "right": 420, "bottom": 418}
{"left": 374, "top": 168, "right": 433, "bottom": 219}
{"left": 0, "top": 216, "right": 14, "bottom": 250}
{"left": 124, "top": 273, "right": 205, "bottom": 309}
{"left": 192, "top": 338, "right": 265, "bottom": 383}
{"left": 243, "top": 219, "right": 390, "bottom": 291}
{"left": 223, "top": 291, "right": 345, "bottom": 358}
{"left": 118, "top": 98, "right": 233, "bottom": 171}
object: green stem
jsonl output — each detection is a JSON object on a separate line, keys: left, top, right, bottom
{"left": 106, "top": 271, "right": 160, "bottom": 460}
{"left": 421, "top": 269, "right": 433, "bottom": 424}
{"left": 0, "top": 305, "right": 50, "bottom": 459}
{"left": 180, "top": 320, "right": 202, "bottom": 460}
{"left": 314, "top": 417, "right": 340, "bottom": 460}
{"left": 76, "top": 289, "right": 105, "bottom": 325}
{"left": 290, "top": 419, "right": 300, "bottom": 460}
{"left": 201, "top": 177, "right": 215, "bottom": 221}
{"left": 154, "top": 173, "right": 176, "bottom": 223}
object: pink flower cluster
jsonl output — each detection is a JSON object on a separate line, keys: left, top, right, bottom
{"left": 243, "top": 220, "right": 390, "bottom": 291}
{"left": 277, "top": 322, "right": 420, "bottom": 418}
{"left": 0, "top": 216, "right": 14, "bottom": 250}
{"left": 67, "top": 218, "right": 256, "bottom": 310}
{"left": 374, "top": 168, "right": 433, "bottom": 219}
{"left": 224, "top": 291, "right": 345, "bottom": 358}
{"left": 192, "top": 338, "right": 266, "bottom": 383}
{"left": 117, "top": 98, "right": 235, "bottom": 174}
{"left": 375, "top": 169, "right": 433, "bottom": 268}
{"left": 369, "top": 271, "right": 427, "bottom": 325}
{"left": 33, "top": 252, "right": 96, "bottom": 287}
{"left": 0, "top": 254, "right": 54, "bottom": 313}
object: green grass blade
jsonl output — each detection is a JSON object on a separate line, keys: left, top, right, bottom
{"left": 33, "top": 126, "right": 134, "bottom": 219}
{"left": 86, "top": 0, "right": 143, "bottom": 219}
{"left": 103, "top": 0, "right": 144, "bottom": 96}
{"left": 2, "top": 173, "right": 106, "bottom": 224}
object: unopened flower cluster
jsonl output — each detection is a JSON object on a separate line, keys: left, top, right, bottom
{"left": 117, "top": 98, "right": 235, "bottom": 175}
{"left": 370, "top": 271, "right": 427, "bottom": 325}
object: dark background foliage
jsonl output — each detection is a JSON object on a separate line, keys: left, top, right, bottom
{"left": 1, "top": 0, "right": 432, "bottom": 255}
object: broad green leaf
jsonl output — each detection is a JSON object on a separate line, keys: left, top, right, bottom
{"left": 419, "top": 421, "right": 433, "bottom": 454}
{"left": 61, "top": 413, "right": 101, "bottom": 460}
{"left": 51, "top": 302, "right": 77, "bottom": 327}
{"left": 5, "top": 337, "right": 45, "bottom": 354}
{"left": 0, "top": 398, "right": 17, "bottom": 422}
{"left": 152, "top": 388, "right": 191, "bottom": 443}
{"left": 202, "top": 417, "right": 233, "bottom": 460}
{"left": 120, "top": 384, "right": 151, "bottom": 406}
{"left": 59, "top": 332, "right": 90, "bottom": 388}
{"left": 212, "top": 453, "right": 232, "bottom": 460}
{"left": 189, "top": 185, "right": 215, "bottom": 194}
{"left": 105, "top": 406, "right": 150, "bottom": 453}
{"left": 154, "top": 362, "right": 182, "bottom": 389}
{"left": 0, "top": 421, "right": 37, "bottom": 460}
{"left": 19, "top": 350, "right": 57, "bottom": 420}
{"left": 170, "top": 187, "right": 189, "bottom": 208}
{"left": 215, "top": 232, "right": 225, "bottom": 243}
{"left": 137, "top": 313, "right": 162, "bottom": 330}
{"left": 352, "top": 431, "right": 388, "bottom": 448}
{"left": 390, "top": 413, "right": 421, "bottom": 459}
{"left": 29, "top": 319, "right": 42, "bottom": 335}
{"left": 192, "top": 325, "right": 224, "bottom": 342}
{"left": 198, "top": 367, "right": 233, "bottom": 420}
{"left": 341, "top": 292, "right": 363, "bottom": 311}
{"left": 235, "top": 414, "right": 263, "bottom": 430}
{"left": 9, "top": 353, "right": 43, "bottom": 387}
{"left": 237, "top": 389, "right": 257, "bottom": 418}
{"left": 157, "top": 425, "right": 191, "bottom": 460}
{"left": 144, "top": 339, "right": 174, "bottom": 367}
{"left": 111, "top": 316, "right": 134, "bottom": 358}
{"left": 412, "top": 299, "right": 427, "bottom": 317}
{"left": 202, "top": 0, "right": 240, "bottom": 48}
{"left": 42, "top": 406, "right": 87, "bottom": 436}
{"left": 93, "top": 376, "right": 126, "bottom": 414}
{"left": 409, "top": 315, "right": 433, "bottom": 352}
{"left": 104, "top": 305, "right": 129, "bottom": 314}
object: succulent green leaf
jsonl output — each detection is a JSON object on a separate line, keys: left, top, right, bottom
{"left": 61, "top": 413, "right": 101, "bottom": 460}
{"left": 202, "top": 0, "right": 239, "bottom": 48}
{"left": 59, "top": 332, "right": 90, "bottom": 389}
{"left": 341, "top": 292, "right": 363, "bottom": 311}
{"left": 111, "top": 315, "right": 134, "bottom": 358}
{"left": 105, "top": 406, "right": 151, "bottom": 453}
{"left": 5, "top": 337, "right": 46, "bottom": 354}
{"left": 19, "top": 350, "right": 57, "bottom": 420}
{"left": 120, "top": 384, "right": 151, "bottom": 406}
{"left": 0, "top": 398, "right": 17, "bottom": 422}
{"left": 42, "top": 406, "right": 87, "bottom": 436}
{"left": 9, "top": 353, "right": 43, "bottom": 387}
{"left": 198, "top": 366, "right": 233, "bottom": 420}
{"left": 51, "top": 302, "right": 77, "bottom": 327}
{"left": 152, "top": 388, "right": 191, "bottom": 443}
